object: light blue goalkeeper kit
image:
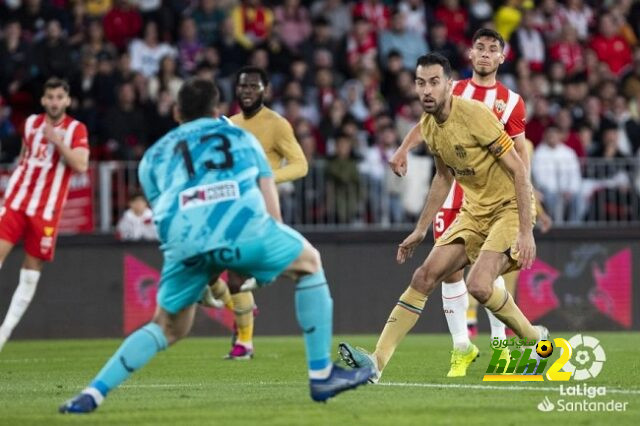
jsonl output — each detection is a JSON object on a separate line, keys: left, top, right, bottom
{"left": 79, "top": 117, "right": 334, "bottom": 403}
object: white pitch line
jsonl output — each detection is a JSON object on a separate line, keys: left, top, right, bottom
{"left": 379, "top": 382, "right": 640, "bottom": 395}
{"left": 119, "top": 382, "right": 640, "bottom": 396}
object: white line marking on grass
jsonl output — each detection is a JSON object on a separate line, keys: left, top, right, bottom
{"left": 380, "top": 382, "right": 640, "bottom": 395}
{"left": 121, "top": 384, "right": 204, "bottom": 389}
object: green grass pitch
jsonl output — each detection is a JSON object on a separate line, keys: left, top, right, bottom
{"left": 0, "top": 333, "right": 639, "bottom": 425}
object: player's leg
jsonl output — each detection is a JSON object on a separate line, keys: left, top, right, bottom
{"left": 228, "top": 275, "right": 255, "bottom": 359}
{"left": 340, "top": 243, "right": 470, "bottom": 382}
{"left": 235, "top": 220, "right": 373, "bottom": 401}
{"left": 498, "top": 270, "right": 520, "bottom": 336}
{"left": 441, "top": 268, "right": 482, "bottom": 378}
{"left": 60, "top": 256, "right": 217, "bottom": 413}
{"left": 205, "top": 271, "right": 234, "bottom": 310}
{"left": 279, "top": 239, "right": 374, "bottom": 401}
{"left": 483, "top": 275, "right": 508, "bottom": 341}
{"left": 442, "top": 269, "right": 470, "bottom": 351}
{"left": 436, "top": 208, "right": 474, "bottom": 352}
{"left": 0, "top": 211, "right": 46, "bottom": 351}
{"left": 466, "top": 293, "right": 480, "bottom": 337}
{"left": 466, "top": 251, "right": 542, "bottom": 342}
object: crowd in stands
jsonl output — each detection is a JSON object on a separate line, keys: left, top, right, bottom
{"left": 1, "top": 0, "right": 640, "bottom": 224}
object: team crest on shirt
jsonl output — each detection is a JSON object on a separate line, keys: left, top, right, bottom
{"left": 454, "top": 145, "right": 467, "bottom": 159}
{"left": 43, "top": 226, "right": 55, "bottom": 237}
{"left": 494, "top": 99, "right": 507, "bottom": 113}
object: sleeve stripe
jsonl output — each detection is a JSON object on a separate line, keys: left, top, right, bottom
{"left": 500, "top": 90, "right": 521, "bottom": 124}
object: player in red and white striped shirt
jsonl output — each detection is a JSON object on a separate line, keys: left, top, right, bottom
{"left": 0, "top": 78, "right": 89, "bottom": 351}
{"left": 388, "top": 29, "right": 535, "bottom": 377}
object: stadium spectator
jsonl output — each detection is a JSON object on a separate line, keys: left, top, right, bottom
{"left": 621, "top": 48, "right": 640, "bottom": 98}
{"left": 128, "top": 21, "right": 176, "bottom": 78}
{"left": 231, "top": 0, "right": 274, "bottom": 50}
{"left": 359, "top": 123, "right": 403, "bottom": 224}
{"left": 311, "top": 0, "right": 351, "bottom": 40}
{"left": 116, "top": 192, "right": 157, "bottom": 241}
{"left": 351, "top": 0, "right": 390, "bottom": 33}
{"left": 0, "top": 20, "right": 31, "bottom": 97}
{"left": 560, "top": 0, "right": 593, "bottom": 41}
{"left": 80, "top": 19, "right": 117, "bottom": 62}
{"left": 435, "top": 0, "right": 467, "bottom": 47}
{"left": 190, "top": 0, "right": 226, "bottom": 46}
{"left": 526, "top": 97, "right": 554, "bottom": 146}
{"left": 398, "top": 0, "right": 429, "bottom": 37}
{"left": 85, "top": 0, "right": 113, "bottom": 18}
{"left": 429, "top": 21, "right": 462, "bottom": 71}
{"left": 33, "top": 19, "right": 73, "bottom": 81}
{"left": 177, "top": 17, "right": 204, "bottom": 76}
{"left": 148, "top": 55, "right": 182, "bottom": 102}
{"left": 0, "top": 96, "right": 19, "bottom": 162}
{"left": 532, "top": 125, "right": 582, "bottom": 223}
{"left": 214, "top": 17, "right": 248, "bottom": 78}
{"left": 549, "top": 25, "right": 585, "bottom": 75}
{"left": 468, "top": 0, "right": 493, "bottom": 34}
{"left": 101, "top": 81, "right": 147, "bottom": 160}
{"left": 299, "top": 16, "right": 339, "bottom": 67}
{"left": 326, "top": 132, "right": 361, "bottom": 224}
{"left": 556, "top": 107, "right": 584, "bottom": 158}
{"left": 274, "top": 0, "right": 312, "bottom": 53}
{"left": 378, "top": 9, "right": 428, "bottom": 70}
{"left": 512, "top": 9, "right": 545, "bottom": 72}
{"left": 589, "top": 13, "right": 633, "bottom": 76}
{"left": 493, "top": 0, "right": 521, "bottom": 42}
{"left": 103, "top": 0, "right": 142, "bottom": 51}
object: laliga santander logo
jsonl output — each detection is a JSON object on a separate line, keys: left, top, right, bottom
{"left": 562, "top": 334, "right": 607, "bottom": 381}
{"left": 483, "top": 334, "right": 606, "bottom": 382}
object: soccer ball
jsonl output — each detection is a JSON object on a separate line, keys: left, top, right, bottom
{"left": 536, "top": 340, "right": 553, "bottom": 358}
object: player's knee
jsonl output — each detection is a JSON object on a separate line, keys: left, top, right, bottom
{"left": 410, "top": 265, "right": 438, "bottom": 294}
{"left": 466, "top": 275, "right": 492, "bottom": 303}
{"left": 298, "top": 244, "right": 322, "bottom": 274}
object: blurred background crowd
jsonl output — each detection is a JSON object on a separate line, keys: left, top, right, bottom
{"left": 1, "top": 0, "right": 640, "bottom": 227}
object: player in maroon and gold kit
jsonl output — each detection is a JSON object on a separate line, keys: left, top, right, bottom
{"left": 0, "top": 78, "right": 89, "bottom": 351}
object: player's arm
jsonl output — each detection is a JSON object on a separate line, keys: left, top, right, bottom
{"left": 397, "top": 154, "right": 453, "bottom": 264}
{"left": 44, "top": 123, "right": 89, "bottom": 173}
{"left": 247, "top": 132, "right": 283, "bottom": 221}
{"left": 273, "top": 120, "right": 308, "bottom": 183}
{"left": 259, "top": 177, "right": 282, "bottom": 222}
{"left": 497, "top": 146, "right": 536, "bottom": 269}
{"left": 512, "top": 133, "right": 530, "bottom": 176}
{"left": 389, "top": 122, "right": 424, "bottom": 177}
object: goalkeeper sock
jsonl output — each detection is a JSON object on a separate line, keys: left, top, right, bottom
{"left": 90, "top": 322, "right": 168, "bottom": 396}
{"left": 295, "top": 269, "right": 332, "bottom": 379}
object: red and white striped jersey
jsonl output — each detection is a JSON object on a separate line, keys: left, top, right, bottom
{"left": 442, "top": 79, "right": 527, "bottom": 210}
{"left": 2, "top": 114, "right": 89, "bottom": 221}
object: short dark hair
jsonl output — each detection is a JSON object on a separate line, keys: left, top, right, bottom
{"left": 235, "top": 66, "right": 269, "bottom": 87}
{"left": 472, "top": 28, "right": 505, "bottom": 50}
{"left": 416, "top": 53, "right": 452, "bottom": 78}
{"left": 177, "top": 77, "right": 219, "bottom": 122}
{"left": 43, "top": 77, "right": 70, "bottom": 93}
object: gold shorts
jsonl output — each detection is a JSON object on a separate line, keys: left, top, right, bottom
{"left": 435, "top": 205, "right": 533, "bottom": 273}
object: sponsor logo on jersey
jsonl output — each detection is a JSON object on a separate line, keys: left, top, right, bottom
{"left": 179, "top": 181, "right": 240, "bottom": 210}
